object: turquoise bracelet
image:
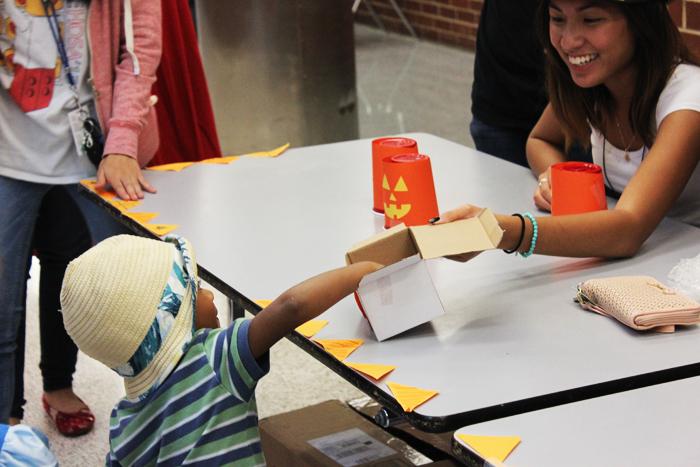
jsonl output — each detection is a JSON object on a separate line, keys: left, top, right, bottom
{"left": 519, "top": 212, "right": 538, "bottom": 258}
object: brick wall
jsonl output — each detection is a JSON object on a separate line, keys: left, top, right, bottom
{"left": 356, "top": 0, "right": 700, "bottom": 57}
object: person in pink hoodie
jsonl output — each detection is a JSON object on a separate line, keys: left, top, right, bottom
{"left": 0, "top": 0, "right": 162, "bottom": 437}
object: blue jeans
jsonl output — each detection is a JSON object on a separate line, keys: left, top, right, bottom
{"left": 470, "top": 117, "right": 531, "bottom": 168}
{"left": 0, "top": 175, "right": 128, "bottom": 422}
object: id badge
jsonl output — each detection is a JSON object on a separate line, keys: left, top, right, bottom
{"left": 68, "top": 107, "right": 88, "bottom": 158}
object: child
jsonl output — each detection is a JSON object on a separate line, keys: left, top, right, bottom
{"left": 60, "top": 234, "right": 380, "bottom": 466}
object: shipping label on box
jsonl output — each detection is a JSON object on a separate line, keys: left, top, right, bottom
{"left": 347, "top": 209, "right": 503, "bottom": 341}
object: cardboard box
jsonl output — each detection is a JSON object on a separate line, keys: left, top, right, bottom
{"left": 259, "top": 400, "right": 456, "bottom": 466}
{"left": 346, "top": 209, "right": 503, "bottom": 341}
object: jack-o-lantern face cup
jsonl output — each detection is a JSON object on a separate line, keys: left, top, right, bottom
{"left": 371, "top": 137, "right": 418, "bottom": 214}
{"left": 381, "top": 153, "right": 439, "bottom": 229}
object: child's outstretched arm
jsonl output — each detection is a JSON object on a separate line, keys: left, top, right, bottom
{"left": 247, "top": 261, "right": 382, "bottom": 359}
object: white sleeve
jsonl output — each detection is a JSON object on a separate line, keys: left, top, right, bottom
{"left": 655, "top": 64, "right": 700, "bottom": 129}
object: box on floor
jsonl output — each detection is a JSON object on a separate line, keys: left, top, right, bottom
{"left": 259, "top": 400, "right": 460, "bottom": 466}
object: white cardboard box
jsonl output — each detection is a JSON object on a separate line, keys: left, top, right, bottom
{"left": 346, "top": 209, "right": 503, "bottom": 341}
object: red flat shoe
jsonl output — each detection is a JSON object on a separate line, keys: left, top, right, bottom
{"left": 42, "top": 394, "right": 95, "bottom": 437}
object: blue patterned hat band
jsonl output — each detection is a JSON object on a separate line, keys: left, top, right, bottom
{"left": 113, "top": 235, "right": 198, "bottom": 380}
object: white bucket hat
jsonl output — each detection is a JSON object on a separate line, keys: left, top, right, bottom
{"left": 60, "top": 234, "right": 198, "bottom": 400}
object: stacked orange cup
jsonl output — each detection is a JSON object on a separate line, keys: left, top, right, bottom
{"left": 381, "top": 153, "right": 439, "bottom": 229}
{"left": 550, "top": 161, "right": 607, "bottom": 215}
{"left": 371, "top": 137, "right": 418, "bottom": 214}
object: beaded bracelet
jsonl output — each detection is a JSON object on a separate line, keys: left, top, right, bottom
{"left": 519, "top": 212, "right": 538, "bottom": 258}
{"left": 503, "top": 213, "right": 525, "bottom": 254}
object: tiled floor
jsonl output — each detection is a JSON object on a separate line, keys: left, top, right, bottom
{"left": 18, "top": 25, "right": 476, "bottom": 465}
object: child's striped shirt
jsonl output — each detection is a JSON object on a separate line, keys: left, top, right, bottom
{"left": 107, "top": 319, "right": 269, "bottom": 466}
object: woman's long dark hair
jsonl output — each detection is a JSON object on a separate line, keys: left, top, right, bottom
{"left": 536, "top": 0, "right": 699, "bottom": 148}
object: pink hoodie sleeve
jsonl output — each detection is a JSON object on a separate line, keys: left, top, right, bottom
{"left": 102, "top": 0, "right": 162, "bottom": 161}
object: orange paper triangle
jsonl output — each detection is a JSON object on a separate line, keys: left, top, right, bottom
{"left": 124, "top": 212, "right": 159, "bottom": 224}
{"left": 147, "top": 162, "right": 194, "bottom": 172}
{"left": 199, "top": 155, "right": 240, "bottom": 165}
{"left": 457, "top": 434, "right": 521, "bottom": 462}
{"left": 386, "top": 382, "right": 438, "bottom": 412}
{"left": 110, "top": 199, "right": 142, "bottom": 212}
{"left": 295, "top": 320, "right": 328, "bottom": 338}
{"left": 245, "top": 143, "right": 290, "bottom": 158}
{"left": 143, "top": 223, "right": 178, "bottom": 237}
{"left": 80, "top": 179, "right": 115, "bottom": 199}
{"left": 254, "top": 299, "right": 272, "bottom": 309}
{"left": 313, "top": 339, "right": 363, "bottom": 361}
{"left": 346, "top": 362, "right": 395, "bottom": 380}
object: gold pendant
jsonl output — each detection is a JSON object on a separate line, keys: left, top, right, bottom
{"left": 624, "top": 151, "right": 630, "bottom": 162}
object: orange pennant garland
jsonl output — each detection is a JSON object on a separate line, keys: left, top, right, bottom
{"left": 245, "top": 143, "right": 290, "bottom": 158}
{"left": 456, "top": 434, "right": 521, "bottom": 463}
{"left": 110, "top": 199, "right": 142, "bottom": 212}
{"left": 295, "top": 320, "right": 328, "bottom": 338}
{"left": 147, "top": 162, "right": 194, "bottom": 172}
{"left": 386, "top": 382, "right": 438, "bottom": 412}
{"left": 124, "top": 212, "right": 159, "bottom": 224}
{"left": 313, "top": 339, "right": 363, "bottom": 361}
{"left": 143, "top": 223, "right": 178, "bottom": 237}
{"left": 346, "top": 362, "right": 395, "bottom": 380}
{"left": 199, "top": 155, "right": 241, "bottom": 165}
{"left": 254, "top": 299, "right": 273, "bottom": 309}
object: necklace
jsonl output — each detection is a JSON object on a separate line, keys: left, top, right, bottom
{"left": 602, "top": 137, "right": 647, "bottom": 195}
{"left": 614, "top": 116, "right": 633, "bottom": 162}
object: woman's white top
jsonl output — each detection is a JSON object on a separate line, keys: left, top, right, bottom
{"left": 590, "top": 63, "right": 700, "bottom": 227}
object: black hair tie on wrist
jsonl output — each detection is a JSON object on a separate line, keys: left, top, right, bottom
{"left": 503, "top": 213, "right": 526, "bottom": 254}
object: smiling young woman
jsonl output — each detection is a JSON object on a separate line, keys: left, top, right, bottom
{"left": 438, "top": 0, "right": 700, "bottom": 260}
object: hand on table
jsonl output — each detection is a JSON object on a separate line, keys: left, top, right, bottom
{"left": 96, "top": 154, "right": 157, "bottom": 201}
{"left": 533, "top": 167, "right": 552, "bottom": 212}
{"left": 432, "top": 204, "right": 484, "bottom": 263}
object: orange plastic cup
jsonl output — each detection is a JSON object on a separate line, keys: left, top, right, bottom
{"left": 382, "top": 153, "right": 439, "bottom": 229}
{"left": 551, "top": 161, "right": 607, "bottom": 216}
{"left": 371, "top": 137, "right": 418, "bottom": 214}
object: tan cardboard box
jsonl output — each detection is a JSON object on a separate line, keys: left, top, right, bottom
{"left": 259, "top": 400, "right": 457, "bottom": 466}
{"left": 346, "top": 209, "right": 503, "bottom": 341}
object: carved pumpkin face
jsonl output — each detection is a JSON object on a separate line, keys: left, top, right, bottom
{"left": 382, "top": 174, "right": 412, "bottom": 220}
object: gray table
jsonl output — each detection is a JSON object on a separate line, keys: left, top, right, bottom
{"left": 85, "top": 133, "right": 700, "bottom": 433}
{"left": 452, "top": 375, "right": 700, "bottom": 467}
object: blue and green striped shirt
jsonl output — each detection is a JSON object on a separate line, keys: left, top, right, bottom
{"left": 107, "top": 319, "right": 269, "bottom": 466}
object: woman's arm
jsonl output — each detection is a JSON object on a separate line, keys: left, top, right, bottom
{"left": 526, "top": 104, "right": 569, "bottom": 211}
{"left": 444, "top": 109, "right": 700, "bottom": 258}
{"left": 96, "top": 0, "right": 162, "bottom": 200}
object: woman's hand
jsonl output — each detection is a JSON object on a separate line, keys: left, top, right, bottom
{"left": 533, "top": 166, "right": 552, "bottom": 212}
{"left": 96, "top": 154, "right": 157, "bottom": 201}
{"left": 432, "top": 204, "right": 484, "bottom": 262}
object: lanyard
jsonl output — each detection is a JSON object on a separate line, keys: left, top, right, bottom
{"left": 42, "top": 0, "right": 85, "bottom": 110}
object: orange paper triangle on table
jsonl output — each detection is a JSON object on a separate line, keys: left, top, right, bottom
{"left": 386, "top": 382, "right": 438, "bottom": 412}
{"left": 199, "top": 155, "right": 241, "bottom": 165}
{"left": 124, "top": 212, "right": 159, "bottom": 224}
{"left": 295, "top": 320, "right": 328, "bottom": 338}
{"left": 80, "top": 179, "right": 116, "bottom": 199}
{"left": 457, "top": 434, "right": 521, "bottom": 463}
{"left": 110, "top": 199, "right": 142, "bottom": 212}
{"left": 254, "top": 299, "right": 272, "bottom": 309}
{"left": 245, "top": 143, "right": 290, "bottom": 158}
{"left": 143, "top": 223, "right": 178, "bottom": 237}
{"left": 147, "top": 161, "right": 194, "bottom": 172}
{"left": 346, "top": 362, "right": 395, "bottom": 380}
{"left": 313, "top": 339, "right": 363, "bottom": 361}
